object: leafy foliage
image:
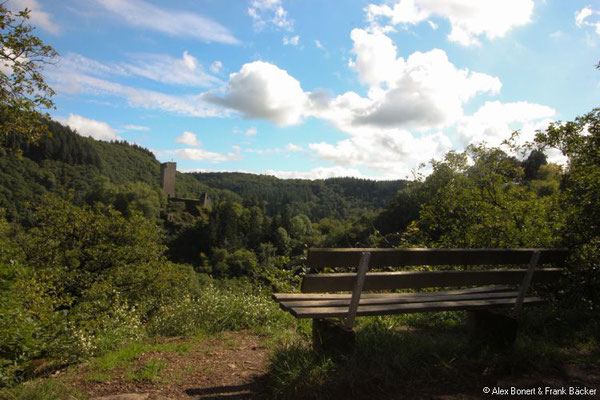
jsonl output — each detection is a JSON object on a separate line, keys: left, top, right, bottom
{"left": 0, "top": 4, "right": 57, "bottom": 144}
{"left": 535, "top": 108, "right": 600, "bottom": 311}
{"left": 403, "top": 145, "right": 563, "bottom": 248}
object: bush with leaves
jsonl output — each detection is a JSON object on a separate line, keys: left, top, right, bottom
{"left": 404, "top": 145, "right": 564, "bottom": 248}
{"left": 0, "top": 194, "right": 206, "bottom": 385}
{"left": 535, "top": 108, "right": 600, "bottom": 312}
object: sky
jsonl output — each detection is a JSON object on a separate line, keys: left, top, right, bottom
{"left": 8, "top": 0, "right": 600, "bottom": 180}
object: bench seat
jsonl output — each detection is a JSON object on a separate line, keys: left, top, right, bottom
{"left": 285, "top": 296, "right": 545, "bottom": 319}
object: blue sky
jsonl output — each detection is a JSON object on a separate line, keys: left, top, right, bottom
{"left": 11, "top": 0, "right": 600, "bottom": 179}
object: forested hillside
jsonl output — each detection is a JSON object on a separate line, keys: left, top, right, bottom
{"left": 191, "top": 172, "right": 406, "bottom": 219}
{"left": 0, "top": 119, "right": 408, "bottom": 275}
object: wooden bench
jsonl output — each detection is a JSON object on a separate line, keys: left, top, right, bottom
{"left": 273, "top": 248, "right": 568, "bottom": 352}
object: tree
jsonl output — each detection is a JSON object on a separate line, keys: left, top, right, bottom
{"left": 405, "top": 145, "right": 563, "bottom": 248}
{"left": 1, "top": 3, "right": 57, "bottom": 144}
{"left": 535, "top": 108, "right": 600, "bottom": 311}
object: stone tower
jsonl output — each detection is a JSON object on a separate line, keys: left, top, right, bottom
{"left": 160, "top": 162, "right": 176, "bottom": 198}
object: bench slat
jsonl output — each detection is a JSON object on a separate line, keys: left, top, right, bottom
{"left": 301, "top": 269, "right": 561, "bottom": 293}
{"left": 279, "top": 291, "right": 520, "bottom": 309}
{"left": 307, "top": 248, "right": 568, "bottom": 269}
{"left": 289, "top": 297, "right": 545, "bottom": 318}
{"left": 272, "top": 285, "right": 513, "bottom": 302}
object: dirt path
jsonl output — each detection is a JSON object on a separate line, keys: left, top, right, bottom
{"left": 71, "top": 332, "right": 269, "bottom": 400}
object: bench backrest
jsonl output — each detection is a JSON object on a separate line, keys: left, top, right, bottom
{"left": 302, "top": 248, "right": 568, "bottom": 293}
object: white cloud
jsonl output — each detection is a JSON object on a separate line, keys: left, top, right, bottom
{"left": 0, "top": 46, "right": 28, "bottom": 75}
{"left": 50, "top": 70, "right": 223, "bottom": 118}
{"left": 92, "top": 0, "right": 239, "bottom": 44}
{"left": 575, "top": 6, "right": 600, "bottom": 35}
{"left": 168, "top": 147, "right": 241, "bottom": 163}
{"left": 308, "top": 129, "right": 453, "bottom": 178}
{"left": 57, "top": 52, "right": 222, "bottom": 88}
{"left": 286, "top": 143, "right": 302, "bottom": 152}
{"left": 366, "top": 0, "right": 534, "bottom": 46}
{"left": 8, "top": 0, "right": 60, "bottom": 34}
{"left": 123, "top": 124, "right": 149, "bottom": 131}
{"left": 205, "top": 61, "right": 308, "bottom": 126}
{"left": 245, "top": 127, "right": 257, "bottom": 136}
{"left": 549, "top": 30, "right": 564, "bottom": 38}
{"left": 122, "top": 51, "right": 222, "bottom": 87}
{"left": 315, "top": 40, "right": 325, "bottom": 50}
{"left": 283, "top": 35, "right": 300, "bottom": 46}
{"left": 60, "top": 114, "right": 120, "bottom": 141}
{"left": 176, "top": 131, "right": 202, "bottom": 146}
{"left": 197, "top": 28, "right": 505, "bottom": 177}
{"left": 48, "top": 54, "right": 225, "bottom": 117}
{"left": 348, "top": 28, "right": 402, "bottom": 87}
{"left": 265, "top": 166, "right": 366, "bottom": 180}
{"left": 246, "top": 143, "right": 304, "bottom": 155}
{"left": 456, "top": 101, "right": 556, "bottom": 147}
{"left": 576, "top": 7, "right": 593, "bottom": 27}
{"left": 248, "top": 0, "right": 293, "bottom": 31}
{"left": 324, "top": 29, "right": 501, "bottom": 130}
{"left": 57, "top": 53, "right": 127, "bottom": 77}
{"left": 210, "top": 60, "right": 223, "bottom": 74}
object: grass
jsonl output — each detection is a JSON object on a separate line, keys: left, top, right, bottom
{"left": 0, "top": 379, "right": 84, "bottom": 400}
{"left": 124, "top": 358, "right": 167, "bottom": 383}
{"left": 84, "top": 336, "right": 198, "bottom": 383}
{"left": 263, "top": 307, "right": 600, "bottom": 400}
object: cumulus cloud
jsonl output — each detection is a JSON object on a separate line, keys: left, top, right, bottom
{"left": 286, "top": 143, "right": 302, "bottom": 152}
{"left": 248, "top": 0, "right": 293, "bottom": 31}
{"left": 60, "top": 114, "right": 120, "bottom": 141}
{"left": 549, "top": 31, "right": 564, "bottom": 39}
{"left": 8, "top": 0, "right": 60, "bottom": 34}
{"left": 205, "top": 61, "right": 308, "bottom": 126}
{"left": 575, "top": 6, "right": 600, "bottom": 35}
{"left": 176, "top": 131, "right": 202, "bottom": 146}
{"left": 456, "top": 101, "right": 556, "bottom": 147}
{"left": 169, "top": 147, "right": 241, "bottom": 163}
{"left": 208, "top": 30, "right": 500, "bottom": 133}
{"left": 245, "top": 127, "right": 257, "bottom": 136}
{"left": 366, "top": 0, "right": 534, "bottom": 46}
{"left": 210, "top": 60, "right": 223, "bottom": 73}
{"left": 318, "top": 29, "right": 501, "bottom": 131}
{"left": 283, "top": 35, "right": 300, "bottom": 46}
{"left": 265, "top": 166, "right": 367, "bottom": 180}
{"left": 200, "top": 28, "right": 508, "bottom": 177}
{"left": 348, "top": 28, "right": 401, "bottom": 87}
{"left": 309, "top": 129, "right": 453, "bottom": 178}
{"left": 123, "top": 124, "right": 149, "bottom": 131}
{"left": 92, "top": 0, "right": 239, "bottom": 44}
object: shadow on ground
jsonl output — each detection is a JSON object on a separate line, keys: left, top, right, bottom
{"left": 259, "top": 314, "right": 600, "bottom": 400}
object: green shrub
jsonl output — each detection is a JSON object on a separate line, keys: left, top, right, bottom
{"left": 148, "top": 278, "right": 293, "bottom": 336}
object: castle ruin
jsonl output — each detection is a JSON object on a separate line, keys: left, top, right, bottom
{"left": 160, "top": 162, "right": 211, "bottom": 215}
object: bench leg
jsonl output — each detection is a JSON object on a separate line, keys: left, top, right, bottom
{"left": 312, "top": 318, "right": 355, "bottom": 355}
{"left": 467, "top": 310, "right": 518, "bottom": 348}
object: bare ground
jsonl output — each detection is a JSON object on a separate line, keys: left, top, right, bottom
{"left": 69, "top": 332, "right": 269, "bottom": 400}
